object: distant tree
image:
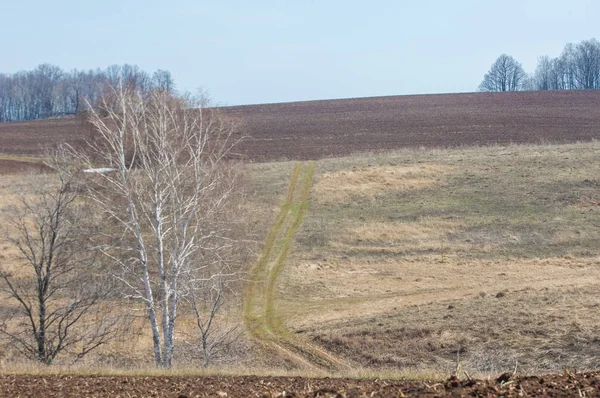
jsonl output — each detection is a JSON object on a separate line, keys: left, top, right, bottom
{"left": 0, "top": 74, "right": 9, "bottom": 122}
{"left": 556, "top": 43, "right": 577, "bottom": 90}
{"left": 533, "top": 55, "right": 553, "bottom": 90}
{"left": 152, "top": 70, "right": 176, "bottom": 94}
{"left": 0, "top": 64, "right": 178, "bottom": 122}
{"left": 120, "top": 64, "right": 151, "bottom": 93}
{"left": 479, "top": 54, "right": 527, "bottom": 92}
{"left": 521, "top": 74, "right": 536, "bottom": 91}
{"left": 573, "top": 38, "right": 600, "bottom": 89}
{"left": 548, "top": 57, "right": 566, "bottom": 90}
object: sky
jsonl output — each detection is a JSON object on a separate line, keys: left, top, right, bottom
{"left": 1, "top": 0, "right": 599, "bottom": 106}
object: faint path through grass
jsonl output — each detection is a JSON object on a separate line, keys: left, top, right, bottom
{"left": 243, "top": 161, "right": 350, "bottom": 372}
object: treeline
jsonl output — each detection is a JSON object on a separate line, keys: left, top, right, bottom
{"left": 480, "top": 38, "right": 600, "bottom": 92}
{"left": 0, "top": 64, "right": 175, "bottom": 122}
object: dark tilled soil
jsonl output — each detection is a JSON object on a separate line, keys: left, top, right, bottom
{"left": 0, "top": 159, "right": 51, "bottom": 174}
{"left": 1, "top": 91, "right": 600, "bottom": 162}
{"left": 1, "top": 372, "right": 599, "bottom": 397}
{"left": 227, "top": 90, "right": 600, "bottom": 161}
{"left": 0, "top": 117, "right": 89, "bottom": 155}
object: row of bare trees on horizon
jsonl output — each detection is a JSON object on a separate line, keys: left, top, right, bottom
{"left": 0, "top": 64, "right": 176, "bottom": 123}
{"left": 0, "top": 85, "right": 252, "bottom": 368}
{"left": 480, "top": 38, "right": 600, "bottom": 92}
{"left": 3, "top": 37, "right": 600, "bottom": 125}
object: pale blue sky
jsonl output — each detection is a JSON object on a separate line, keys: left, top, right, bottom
{"left": 1, "top": 0, "right": 598, "bottom": 105}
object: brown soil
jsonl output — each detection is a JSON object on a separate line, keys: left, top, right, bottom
{"left": 0, "top": 159, "right": 51, "bottom": 174}
{"left": 0, "top": 117, "right": 89, "bottom": 155}
{"left": 1, "top": 372, "right": 598, "bottom": 397}
{"left": 227, "top": 90, "right": 600, "bottom": 161}
{"left": 1, "top": 91, "right": 600, "bottom": 162}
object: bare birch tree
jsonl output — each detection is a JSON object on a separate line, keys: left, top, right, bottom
{"left": 81, "top": 85, "right": 244, "bottom": 368}
{"left": 0, "top": 149, "right": 123, "bottom": 365}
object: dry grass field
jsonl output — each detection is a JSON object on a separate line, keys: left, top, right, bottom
{"left": 276, "top": 141, "right": 600, "bottom": 376}
{"left": 1, "top": 92, "right": 600, "bottom": 395}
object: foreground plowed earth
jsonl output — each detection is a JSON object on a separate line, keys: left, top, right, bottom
{"left": 1, "top": 372, "right": 599, "bottom": 397}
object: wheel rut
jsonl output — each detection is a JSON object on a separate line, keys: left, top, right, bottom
{"left": 243, "top": 161, "right": 350, "bottom": 372}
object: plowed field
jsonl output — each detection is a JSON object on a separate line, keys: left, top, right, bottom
{"left": 229, "top": 90, "right": 600, "bottom": 160}
{"left": 1, "top": 372, "right": 598, "bottom": 397}
{"left": 0, "top": 118, "right": 89, "bottom": 155}
{"left": 1, "top": 91, "right": 599, "bottom": 163}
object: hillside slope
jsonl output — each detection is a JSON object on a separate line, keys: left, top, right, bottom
{"left": 0, "top": 90, "right": 599, "bottom": 162}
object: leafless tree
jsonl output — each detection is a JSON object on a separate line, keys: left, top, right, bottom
{"left": 479, "top": 54, "right": 527, "bottom": 92}
{"left": 573, "top": 38, "right": 600, "bottom": 89}
{"left": 547, "top": 57, "right": 566, "bottom": 90}
{"left": 184, "top": 169, "right": 248, "bottom": 367}
{"left": 0, "top": 64, "right": 178, "bottom": 122}
{"left": 152, "top": 70, "right": 176, "bottom": 95}
{"left": 533, "top": 55, "right": 553, "bottom": 90}
{"left": 559, "top": 43, "right": 578, "bottom": 90}
{"left": 80, "top": 85, "right": 245, "bottom": 368}
{"left": 0, "top": 149, "right": 124, "bottom": 365}
{"left": 189, "top": 273, "right": 241, "bottom": 367}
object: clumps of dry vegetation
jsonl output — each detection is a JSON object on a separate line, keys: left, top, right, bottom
{"left": 339, "top": 219, "right": 462, "bottom": 255}
{"left": 277, "top": 141, "right": 600, "bottom": 375}
{"left": 311, "top": 285, "right": 600, "bottom": 375}
{"left": 312, "top": 164, "right": 451, "bottom": 204}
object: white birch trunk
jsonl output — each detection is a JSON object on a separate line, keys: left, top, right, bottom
{"left": 81, "top": 82, "right": 242, "bottom": 367}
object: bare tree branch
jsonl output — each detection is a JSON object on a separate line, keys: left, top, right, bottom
{"left": 0, "top": 148, "right": 127, "bottom": 365}
{"left": 79, "top": 85, "right": 246, "bottom": 368}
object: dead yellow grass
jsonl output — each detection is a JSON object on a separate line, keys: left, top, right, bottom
{"left": 341, "top": 220, "right": 462, "bottom": 253}
{"left": 0, "top": 175, "right": 39, "bottom": 276}
{"left": 284, "top": 254, "right": 600, "bottom": 325}
{"left": 275, "top": 141, "right": 600, "bottom": 374}
{"left": 313, "top": 164, "right": 452, "bottom": 204}
{"left": 347, "top": 220, "right": 460, "bottom": 242}
{"left": 0, "top": 153, "right": 45, "bottom": 163}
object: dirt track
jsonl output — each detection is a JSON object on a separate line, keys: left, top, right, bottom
{"left": 1, "top": 372, "right": 599, "bottom": 397}
{"left": 1, "top": 91, "right": 600, "bottom": 163}
{"left": 243, "top": 162, "right": 349, "bottom": 372}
